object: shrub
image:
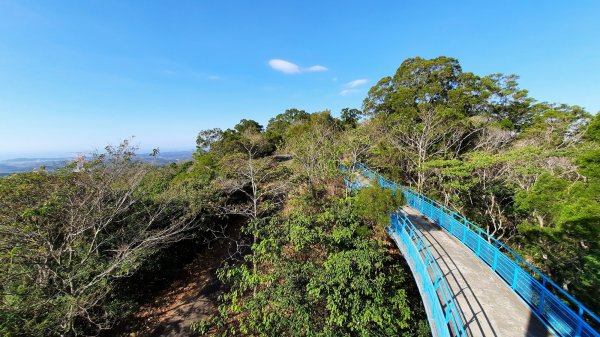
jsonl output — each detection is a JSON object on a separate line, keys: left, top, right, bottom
{"left": 354, "top": 183, "right": 406, "bottom": 228}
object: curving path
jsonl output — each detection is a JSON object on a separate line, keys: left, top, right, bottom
{"left": 403, "top": 206, "right": 551, "bottom": 337}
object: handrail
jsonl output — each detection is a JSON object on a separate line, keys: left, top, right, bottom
{"left": 390, "top": 211, "right": 467, "bottom": 337}
{"left": 352, "top": 162, "right": 600, "bottom": 337}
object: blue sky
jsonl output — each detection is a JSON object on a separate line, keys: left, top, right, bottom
{"left": 1, "top": 0, "right": 599, "bottom": 159}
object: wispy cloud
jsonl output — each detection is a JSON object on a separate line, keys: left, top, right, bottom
{"left": 339, "top": 78, "right": 368, "bottom": 95}
{"left": 306, "top": 65, "right": 328, "bottom": 72}
{"left": 207, "top": 75, "right": 221, "bottom": 80}
{"left": 347, "top": 79, "right": 367, "bottom": 88}
{"left": 268, "top": 59, "right": 328, "bottom": 74}
{"left": 340, "top": 89, "right": 360, "bottom": 96}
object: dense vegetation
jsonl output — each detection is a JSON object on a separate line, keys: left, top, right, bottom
{"left": 1, "top": 56, "right": 598, "bottom": 336}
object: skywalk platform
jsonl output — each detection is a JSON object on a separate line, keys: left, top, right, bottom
{"left": 403, "top": 206, "right": 552, "bottom": 337}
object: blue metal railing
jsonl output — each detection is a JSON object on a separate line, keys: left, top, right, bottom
{"left": 389, "top": 211, "right": 466, "bottom": 337}
{"left": 352, "top": 162, "right": 600, "bottom": 337}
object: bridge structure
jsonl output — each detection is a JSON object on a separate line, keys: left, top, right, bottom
{"left": 344, "top": 163, "right": 600, "bottom": 337}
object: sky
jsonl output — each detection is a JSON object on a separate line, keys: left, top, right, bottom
{"left": 1, "top": 0, "right": 599, "bottom": 159}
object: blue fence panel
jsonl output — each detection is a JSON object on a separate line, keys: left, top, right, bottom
{"left": 478, "top": 240, "right": 496, "bottom": 266}
{"left": 514, "top": 269, "right": 541, "bottom": 307}
{"left": 495, "top": 253, "right": 516, "bottom": 283}
{"left": 464, "top": 228, "right": 478, "bottom": 251}
{"left": 389, "top": 212, "right": 467, "bottom": 337}
{"left": 349, "top": 163, "right": 600, "bottom": 337}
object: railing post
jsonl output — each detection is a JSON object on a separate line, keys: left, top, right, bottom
{"left": 575, "top": 305, "right": 584, "bottom": 337}
{"left": 492, "top": 243, "right": 498, "bottom": 271}
{"left": 538, "top": 277, "right": 547, "bottom": 315}
{"left": 476, "top": 228, "right": 482, "bottom": 256}
{"left": 511, "top": 256, "right": 520, "bottom": 290}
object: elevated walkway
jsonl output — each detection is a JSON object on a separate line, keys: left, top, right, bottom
{"left": 343, "top": 163, "right": 600, "bottom": 337}
{"left": 404, "top": 206, "right": 550, "bottom": 337}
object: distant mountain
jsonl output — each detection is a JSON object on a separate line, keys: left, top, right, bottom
{"left": 143, "top": 150, "right": 195, "bottom": 165}
{"left": 0, "top": 158, "right": 70, "bottom": 175}
{"left": 0, "top": 151, "right": 194, "bottom": 176}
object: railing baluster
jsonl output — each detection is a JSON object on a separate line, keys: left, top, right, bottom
{"left": 511, "top": 256, "right": 520, "bottom": 290}
{"left": 476, "top": 228, "right": 482, "bottom": 257}
{"left": 492, "top": 243, "right": 498, "bottom": 271}
{"left": 575, "top": 305, "right": 584, "bottom": 337}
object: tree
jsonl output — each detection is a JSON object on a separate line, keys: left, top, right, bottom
{"left": 234, "top": 119, "right": 263, "bottom": 134}
{"left": 341, "top": 122, "right": 376, "bottom": 166}
{"left": 363, "top": 57, "right": 488, "bottom": 189}
{"left": 0, "top": 142, "right": 198, "bottom": 336}
{"left": 216, "top": 128, "right": 289, "bottom": 295}
{"left": 481, "top": 73, "right": 534, "bottom": 130}
{"left": 583, "top": 112, "right": 600, "bottom": 142}
{"left": 197, "top": 119, "right": 275, "bottom": 158}
{"left": 285, "top": 111, "right": 342, "bottom": 195}
{"left": 354, "top": 183, "right": 406, "bottom": 229}
{"left": 339, "top": 108, "right": 363, "bottom": 129}
{"left": 518, "top": 104, "right": 590, "bottom": 149}
{"left": 265, "top": 108, "right": 309, "bottom": 149}
{"left": 196, "top": 128, "right": 224, "bottom": 153}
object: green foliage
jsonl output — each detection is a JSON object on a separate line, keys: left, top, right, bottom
{"left": 234, "top": 119, "right": 263, "bottom": 133}
{"left": 364, "top": 56, "right": 482, "bottom": 118}
{"left": 353, "top": 184, "right": 406, "bottom": 228}
{"left": 339, "top": 108, "right": 363, "bottom": 129}
{"left": 214, "top": 197, "right": 426, "bottom": 336}
{"left": 190, "top": 319, "right": 211, "bottom": 335}
{"left": 514, "top": 148, "right": 600, "bottom": 311}
{"left": 584, "top": 112, "right": 600, "bottom": 142}
{"left": 362, "top": 56, "right": 600, "bottom": 313}
{"left": 197, "top": 119, "right": 275, "bottom": 158}
{"left": 514, "top": 173, "right": 569, "bottom": 226}
{"left": 265, "top": 108, "right": 309, "bottom": 148}
{"left": 284, "top": 111, "right": 343, "bottom": 193}
{"left": 482, "top": 73, "right": 534, "bottom": 130}
{"left": 0, "top": 143, "right": 205, "bottom": 336}
{"left": 519, "top": 104, "right": 590, "bottom": 147}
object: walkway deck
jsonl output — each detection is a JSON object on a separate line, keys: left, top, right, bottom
{"left": 403, "top": 206, "right": 553, "bottom": 337}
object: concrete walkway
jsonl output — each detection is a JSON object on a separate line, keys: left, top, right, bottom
{"left": 403, "top": 206, "right": 552, "bottom": 337}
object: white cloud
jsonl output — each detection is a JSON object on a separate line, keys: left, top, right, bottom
{"left": 339, "top": 79, "right": 368, "bottom": 95}
{"left": 207, "top": 75, "right": 221, "bottom": 80}
{"left": 346, "top": 79, "right": 367, "bottom": 88}
{"left": 306, "top": 65, "right": 328, "bottom": 72}
{"left": 340, "top": 89, "right": 360, "bottom": 96}
{"left": 268, "top": 59, "right": 328, "bottom": 74}
{"left": 268, "top": 59, "right": 301, "bottom": 74}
